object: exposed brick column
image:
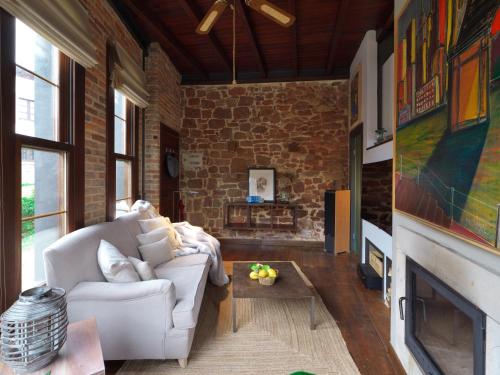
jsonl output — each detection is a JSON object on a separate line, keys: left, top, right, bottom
{"left": 144, "top": 43, "right": 182, "bottom": 208}
{"left": 79, "top": 0, "right": 144, "bottom": 225}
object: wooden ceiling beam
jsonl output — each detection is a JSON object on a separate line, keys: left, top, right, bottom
{"left": 121, "top": 0, "right": 208, "bottom": 79}
{"left": 326, "top": 0, "right": 350, "bottom": 74}
{"left": 289, "top": 0, "right": 298, "bottom": 76}
{"left": 177, "top": 0, "right": 232, "bottom": 72}
{"left": 236, "top": 0, "right": 267, "bottom": 78}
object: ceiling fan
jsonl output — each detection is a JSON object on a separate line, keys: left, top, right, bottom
{"left": 196, "top": 0, "right": 295, "bottom": 34}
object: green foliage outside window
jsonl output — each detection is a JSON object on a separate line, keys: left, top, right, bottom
{"left": 22, "top": 194, "right": 35, "bottom": 238}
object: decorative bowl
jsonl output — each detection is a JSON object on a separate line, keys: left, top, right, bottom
{"left": 258, "top": 276, "right": 276, "bottom": 286}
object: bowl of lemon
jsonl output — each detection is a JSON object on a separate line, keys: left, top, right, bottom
{"left": 248, "top": 263, "right": 278, "bottom": 286}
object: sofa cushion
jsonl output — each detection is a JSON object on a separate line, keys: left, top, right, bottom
{"left": 138, "top": 237, "right": 175, "bottom": 268}
{"left": 138, "top": 216, "right": 183, "bottom": 248}
{"left": 155, "top": 254, "right": 210, "bottom": 329}
{"left": 136, "top": 226, "right": 180, "bottom": 251}
{"left": 128, "top": 257, "right": 157, "bottom": 281}
{"left": 156, "top": 253, "right": 210, "bottom": 270}
{"left": 98, "top": 240, "right": 140, "bottom": 283}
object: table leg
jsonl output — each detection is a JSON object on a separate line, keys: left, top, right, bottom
{"left": 232, "top": 297, "right": 237, "bottom": 333}
{"left": 310, "top": 296, "right": 316, "bottom": 330}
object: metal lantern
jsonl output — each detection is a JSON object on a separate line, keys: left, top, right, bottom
{"left": 0, "top": 287, "right": 67, "bottom": 373}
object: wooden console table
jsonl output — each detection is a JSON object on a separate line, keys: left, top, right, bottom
{"left": 224, "top": 202, "right": 297, "bottom": 231}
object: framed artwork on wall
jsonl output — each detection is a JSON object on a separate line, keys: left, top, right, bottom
{"left": 395, "top": 0, "right": 500, "bottom": 252}
{"left": 350, "top": 66, "right": 362, "bottom": 127}
{"left": 248, "top": 168, "right": 276, "bottom": 202}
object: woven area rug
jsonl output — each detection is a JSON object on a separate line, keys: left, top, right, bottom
{"left": 117, "top": 262, "right": 360, "bottom": 375}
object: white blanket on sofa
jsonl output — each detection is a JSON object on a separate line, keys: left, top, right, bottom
{"left": 173, "top": 222, "right": 229, "bottom": 287}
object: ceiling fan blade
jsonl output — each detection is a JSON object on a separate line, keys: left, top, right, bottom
{"left": 245, "top": 0, "right": 295, "bottom": 28}
{"left": 196, "top": 0, "right": 229, "bottom": 34}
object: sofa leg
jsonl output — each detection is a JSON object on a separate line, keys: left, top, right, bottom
{"left": 178, "top": 358, "right": 188, "bottom": 368}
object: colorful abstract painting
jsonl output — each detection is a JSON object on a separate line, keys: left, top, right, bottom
{"left": 395, "top": 0, "right": 500, "bottom": 250}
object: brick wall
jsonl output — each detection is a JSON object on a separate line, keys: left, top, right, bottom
{"left": 180, "top": 81, "right": 349, "bottom": 240}
{"left": 144, "top": 43, "right": 182, "bottom": 208}
{"left": 361, "top": 159, "right": 393, "bottom": 234}
{"left": 79, "top": 0, "right": 144, "bottom": 225}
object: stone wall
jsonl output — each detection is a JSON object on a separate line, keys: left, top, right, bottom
{"left": 361, "top": 159, "right": 392, "bottom": 234}
{"left": 144, "top": 43, "right": 182, "bottom": 208}
{"left": 79, "top": 0, "right": 144, "bottom": 225}
{"left": 180, "top": 81, "right": 349, "bottom": 240}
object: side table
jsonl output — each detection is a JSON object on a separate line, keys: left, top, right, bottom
{"left": 0, "top": 318, "right": 105, "bottom": 375}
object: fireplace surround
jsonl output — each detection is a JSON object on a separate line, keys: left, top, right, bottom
{"left": 402, "top": 257, "right": 486, "bottom": 375}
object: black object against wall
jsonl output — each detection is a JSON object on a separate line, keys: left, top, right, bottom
{"left": 324, "top": 190, "right": 335, "bottom": 253}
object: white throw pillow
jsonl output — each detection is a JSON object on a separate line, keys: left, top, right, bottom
{"left": 138, "top": 237, "right": 174, "bottom": 268}
{"left": 138, "top": 217, "right": 182, "bottom": 249}
{"left": 136, "top": 227, "right": 169, "bottom": 246}
{"left": 128, "top": 257, "right": 157, "bottom": 281}
{"left": 138, "top": 216, "right": 170, "bottom": 233}
{"left": 97, "top": 240, "right": 140, "bottom": 283}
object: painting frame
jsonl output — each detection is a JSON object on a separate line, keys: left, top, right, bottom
{"left": 248, "top": 167, "right": 276, "bottom": 202}
{"left": 394, "top": 0, "right": 500, "bottom": 254}
{"left": 350, "top": 65, "right": 362, "bottom": 128}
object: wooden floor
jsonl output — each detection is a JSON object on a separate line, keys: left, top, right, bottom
{"left": 106, "top": 245, "right": 405, "bottom": 375}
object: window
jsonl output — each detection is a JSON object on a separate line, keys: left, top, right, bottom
{"left": 450, "top": 38, "right": 489, "bottom": 131}
{"left": 15, "top": 20, "right": 59, "bottom": 140}
{"left": 11, "top": 19, "right": 84, "bottom": 290}
{"left": 21, "top": 149, "right": 66, "bottom": 289}
{"left": 111, "top": 89, "right": 137, "bottom": 218}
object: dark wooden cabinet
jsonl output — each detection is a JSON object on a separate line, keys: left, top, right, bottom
{"left": 223, "top": 202, "right": 297, "bottom": 232}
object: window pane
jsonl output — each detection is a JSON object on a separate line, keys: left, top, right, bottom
{"left": 21, "top": 148, "right": 66, "bottom": 290}
{"left": 22, "top": 214, "right": 65, "bottom": 290}
{"left": 114, "top": 116, "right": 127, "bottom": 154}
{"left": 16, "top": 66, "right": 59, "bottom": 140}
{"left": 116, "top": 160, "right": 132, "bottom": 217}
{"left": 15, "top": 19, "right": 59, "bottom": 84}
{"left": 22, "top": 148, "right": 66, "bottom": 214}
{"left": 114, "top": 90, "right": 127, "bottom": 119}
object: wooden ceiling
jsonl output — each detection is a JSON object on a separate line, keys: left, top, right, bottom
{"left": 111, "top": 0, "right": 394, "bottom": 84}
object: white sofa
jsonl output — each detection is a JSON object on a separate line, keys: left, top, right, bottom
{"left": 43, "top": 211, "right": 211, "bottom": 367}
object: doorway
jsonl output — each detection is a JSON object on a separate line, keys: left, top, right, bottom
{"left": 349, "top": 125, "right": 363, "bottom": 256}
{"left": 160, "top": 124, "right": 180, "bottom": 220}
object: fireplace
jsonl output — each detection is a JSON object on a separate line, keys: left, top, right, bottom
{"left": 402, "top": 257, "right": 486, "bottom": 375}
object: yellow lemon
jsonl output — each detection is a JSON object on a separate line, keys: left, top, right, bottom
{"left": 258, "top": 269, "right": 268, "bottom": 278}
{"left": 268, "top": 269, "right": 277, "bottom": 278}
{"left": 249, "top": 271, "right": 259, "bottom": 280}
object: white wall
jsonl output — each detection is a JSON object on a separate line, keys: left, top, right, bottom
{"left": 349, "top": 31, "right": 393, "bottom": 165}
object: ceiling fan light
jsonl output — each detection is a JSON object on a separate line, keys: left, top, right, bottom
{"left": 199, "top": 11, "right": 219, "bottom": 32}
{"left": 260, "top": 4, "right": 291, "bottom": 25}
{"left": 246, "top": 0, "right": 295, "bottom": 27}
{"left": 196, "top": 0, "right": 228, "bottom": 34}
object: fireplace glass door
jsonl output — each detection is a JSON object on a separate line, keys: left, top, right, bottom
{"left": 414, "top": 273, "right": 473, "bottom": 374}
{"left": 405, "top": 258, "right": 485, "bottom": 375}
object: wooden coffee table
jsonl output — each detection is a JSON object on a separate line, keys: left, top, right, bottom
{"left": 232, "top": 261, "right": 316, "bottom": 332}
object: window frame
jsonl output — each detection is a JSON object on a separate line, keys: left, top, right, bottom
{"left": 0, "top": 10, "right": 85, "bottom": 308}
{"left": 449, "top": 37, "right": 489, "bottom": 132}
{"left": 106, "top": 41, "right": 139, "bottom": 221}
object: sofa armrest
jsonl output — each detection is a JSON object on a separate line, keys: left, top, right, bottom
{"left": 66, "top": 280, "right": 177, "bottom": 360}
{"left": 67, "top": 279, "right": 174, "bottom": 302}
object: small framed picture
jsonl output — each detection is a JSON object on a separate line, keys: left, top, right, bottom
{"left": 248, "top": 168, "right": 276, "bottom": 202}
